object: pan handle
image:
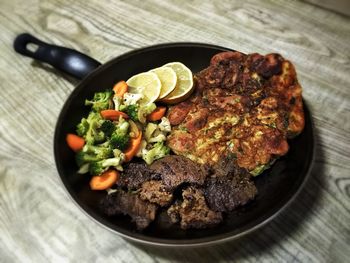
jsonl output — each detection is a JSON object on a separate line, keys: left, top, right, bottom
{"left": 13, "top": 33, "right": 101, "bottom": 79}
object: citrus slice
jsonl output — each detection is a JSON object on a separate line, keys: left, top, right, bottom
{"left": 149, "top": 67, "right": 177, "bottom": 100}
{"left": 160, "top": 62, "right": 194, "bottom": 104}
{"left": 126, "top": 72, "right": 161, "bottom": 105}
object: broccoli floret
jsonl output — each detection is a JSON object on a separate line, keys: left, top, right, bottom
{"left": 82, "top": 144, "right": 114, "bottom": 160}
{"left": 120, "top": 104, "right": 138, "bottom": 122}
{"left": 110, "top": 133, "right": 129, "bottom": 151}
{"left": 110, "top": 120, "right": 130, "bottom": 151}
{"left": 137, "top": 103, "right": 157, "bottom": 123}
{"left": 76, "top": 141, "right": 120, "bottom": 173}
{"left": 85, "top": 112, "right": 106, "bottom": 144}
{"left": 89, "top": 161, "right": 106, "bottom": 175}
{"left": 76, "top": 117, "right": 89, "bottom": 137}
{"left": 75, "top": 151, "right": 101, "bottom": 167}
{"left": 142, "top": 142, "right": 170, "bottom": 165}
{"left": 100, "top": 120, "right": 115, "bottom": 137}
{"left": 85, "top": 90, "right": 113, "bottom": 112}
{"left": 141, "top": 103, "right": 157, "bottom": 115}
{"left": 89, "top": 157, "right": 122, "bottom": 175}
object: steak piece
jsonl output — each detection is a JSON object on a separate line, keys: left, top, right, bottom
{"left": 150, "top": 155, "right": 209, "bottom": 190}
{"left": 117, "top": 162, "right": 160, "bottom": 190}
{"left": 139, "top": 180, "right": 173, "bottom": 207}
{"left": 167, "top": 51, "right": 305, "bottom": 175}
{"left": 167, "top": 186, "right": 222, "bottom": 229}
{"left": 100, "top": 190, "right": 157, "bottom": 230}
{"left": 205, "top": 175, "right": 257, "bottom": 213}
{"left": 205, "top": 155, "right": 258, "bottom": 212}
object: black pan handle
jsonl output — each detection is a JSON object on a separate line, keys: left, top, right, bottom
{"left": 14, "top": 33, "right": 101, "bottom": 79}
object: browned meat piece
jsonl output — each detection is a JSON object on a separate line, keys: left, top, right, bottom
{"left": 210, "top": 51, "right": 245, "bottom": 65}
{"left": 100, "top": 190, "right": 157, "bottom": 230}
{"left": 247, "top": 53, "right": 283, "bottom": 78}
{"left": 150, "top": 155, "right": 209, "bottom": 190}
{"left": 205, "top": 173, "right": 257, "bottom": 213}
{"left": 167, "top": 186, "right": 222, "bottom": 229}
{"left": 205, "top": 155, "right": 257, "bottom": 212}
{"left": 167, "top": 51, "right": 305, "bottom": 175}
{"left": 117, "top": 162, "right": 160, "bottom": 190}
{"left": 139, "top": 180, "right": 173, "bottom": 207}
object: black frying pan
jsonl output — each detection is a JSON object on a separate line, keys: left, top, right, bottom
{"left": 14, "top": 33, "right": 314, "bottom": 247}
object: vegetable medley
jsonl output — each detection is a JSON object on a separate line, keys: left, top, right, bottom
{"left": 66, "top": 81, "right": 172, "bottom": 190}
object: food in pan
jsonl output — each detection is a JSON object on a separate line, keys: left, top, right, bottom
{"left": 66, "top": 52, "right": 305, "bottom": 230}
{"left": 167, "top": 51, "right": 304, "bottom": 175}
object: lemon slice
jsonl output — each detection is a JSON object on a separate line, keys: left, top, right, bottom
{"left": 160, "top": 62, "right": 194, "bottom": 104}
{"left": 126, "top": 72, "right": 161, "bottom": 105}
{"left": 149, "top": 67, "right": 177, "bottom": 100}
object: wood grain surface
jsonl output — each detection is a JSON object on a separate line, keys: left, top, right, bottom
{"left": 0, "top": 0, "right": 349, "bottom": 262}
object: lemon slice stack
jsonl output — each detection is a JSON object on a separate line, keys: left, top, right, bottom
{"left": 126, "top": 62, "right": 193, "bottom": 105}
{"left": 160, "top": 62, "right": 194, "bottom": 104}
{"left": 126, "top": 72, "right": 161, "bottom": 106}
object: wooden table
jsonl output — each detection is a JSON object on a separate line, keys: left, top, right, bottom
{"left": 1, "top": 0, "right": 349, "bottom": 262}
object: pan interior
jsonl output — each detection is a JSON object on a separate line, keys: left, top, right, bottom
{"left": 54, "top": 43, "right": 314, "bottom": 245}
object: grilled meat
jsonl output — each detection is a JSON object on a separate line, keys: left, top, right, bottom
{"left": 139, "top": 180, "right": 173, "bottom": 207}
{"left": 117, "top": 162, "right": 160, "bottom": 190}
{"left": 150, "top": 155, "right": 209, "bottom": 190}
{"left": 205, "top": 173, "right": 257, "bottom": 212}
{"left": 100, "top": 190, "right": 157, "bottom": 230}
{"left": 205, "top": 155, "right": 257, "bottom": 212}
{"left": 167, "top": 186, "right": 223, "bottom": 229}
{"left": 167, "top": 51, "right": 305, "bottom": 174}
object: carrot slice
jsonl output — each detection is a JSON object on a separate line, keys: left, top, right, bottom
{"left": 113, "top": 81, "right": 128, "bottom": 97}
{"left": 66, "top": 133, "right": 85, "bottom": 152}
{"left": 100, "top": 109, "right": 129, "bottom": 120}
{"left": 90, "top": 169, "right": 119, "bottom": 190}
{"left": 146, "top": 106, "right": 166, "bottom": 121}
{"left": 124, "top": 131, "right": 142, "bottom": 162}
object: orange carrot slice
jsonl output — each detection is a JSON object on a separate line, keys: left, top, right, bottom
{"left": 100, "top": 109, "right": 129, "bottom": 120}
{"left": 124, "top": 131, "right": 142, "bottom": 162}
{"left": 113, "top": 81, "right": 128, "bottom": 97}
{"left": 66, "top": 133, "right": 85, "bottom": 152}
{"left": 146, "top": 106, "right": 166, "bottom": 121}
{"left": 90, "top": 169, "right": 119, "bottom": 190}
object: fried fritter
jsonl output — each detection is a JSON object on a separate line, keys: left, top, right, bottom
{"left": 167, "top": 51, "right": 304, "bottom": 175}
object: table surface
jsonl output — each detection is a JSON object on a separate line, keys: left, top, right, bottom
{"left": 0, "top": 0, "right": 349, "bottom": 262}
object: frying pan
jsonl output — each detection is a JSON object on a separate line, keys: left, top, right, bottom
{"left": 13, "top": 33, "right": 314, "bottom": 247}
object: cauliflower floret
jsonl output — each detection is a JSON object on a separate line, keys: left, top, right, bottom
{"left": 113, "top": 96, "right": 122, "bottom": 110}
{"left": 113, "top": 148, "right": 125, "bottom": 162}
{"left": 123, "top": 92, "right": 143, "bottom": 106}
{"left": 145, "top": 123, "right": 158, "bottom": 141}
{"left": 148, "top": 133, "right": 166, "bottom": 143}
{"left": 136, "top": 139, "right": 148, "bottom": 157}
{"left": 158, "top": 117, "right": 171, "bottom": 133}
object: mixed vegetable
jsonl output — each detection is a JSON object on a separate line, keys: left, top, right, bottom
{"left": 66, "top": 81, "right": 171, "bottom": 190}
